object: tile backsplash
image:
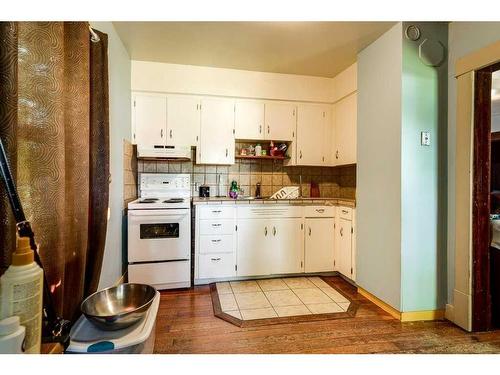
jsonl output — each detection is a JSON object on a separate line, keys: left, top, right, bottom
{"left": 137, "top": 148, "right": 356, "bottom": 199}
{"left": 123, "top": 139, "right": 138, "bottom": 207}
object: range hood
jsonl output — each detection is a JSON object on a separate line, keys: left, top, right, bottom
{"left": 137, "top": 145, "right": 192, "bottom": 160}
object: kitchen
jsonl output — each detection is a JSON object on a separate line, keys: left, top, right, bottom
{"left": 2, "top": 3, "right": 500, "bottom": 369}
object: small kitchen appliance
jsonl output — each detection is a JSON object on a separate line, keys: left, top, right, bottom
{"left": 199, "top": 184, "right": 210, "bottom": 197}
{"left": 127, "top": 173, "right": 191, "bottom": 290}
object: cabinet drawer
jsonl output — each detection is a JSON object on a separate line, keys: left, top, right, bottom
{"left": 338, "top": 206, "right": 352, "bottom": 220}
{"left": 198, "top": 253, "right": 235, "bottom": 279}
{"left": 304, "top": 206, "right": 335, "bottom": 218}
{"left": 199, "top": 235, "right": 234, "bottom": 254}
{"left": 198, "top": 206, "right": 234, "bottom": 220}
{"left": 199, "top": 219, "right": 235, "bottom": 235}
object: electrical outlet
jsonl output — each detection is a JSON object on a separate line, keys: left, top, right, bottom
{"left": 421, "top": 131, "right": 431, "bottom": 146}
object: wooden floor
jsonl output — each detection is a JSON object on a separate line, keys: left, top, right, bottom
{"left": 154, "top": 276, "right": 500, "bottom": 353}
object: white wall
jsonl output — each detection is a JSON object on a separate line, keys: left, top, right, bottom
{"left": 132, "top": 60, "right": 335, "bottom": 103}
{"left": 357, "top": 23, "right": 403, "bottom": 310}
{"left": 90, "top": 22, "right": 131, "bottom": 289}
{"left": 447, "top": 22, "right": 500, "bottom": 304}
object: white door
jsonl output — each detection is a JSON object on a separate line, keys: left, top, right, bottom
{"left": 236, "top": 218, "right": 271, "bottom": 277}
{"left": 166, "top": 95, "right": 200, "bottom": 147}
{"left": 305, "top": 218, "right": 335, "bottom": 272}
{"left": 235, "top": 100, "right": 265, "bottom": 140}
{"left": 199, "top": 98, "right": 235, "bottom": 165}
{"left": 265, "top": 101, "right": 296, "bottom": 141}
{"left": 336, "top": 217, "right": 353, "bottom": 278}
{"left": 133, "top": 93, "right": 167, "bottom": 148}
{"left": 270, "top": 218, "right": 304, "bottom": 274}
{"left": 335, "top": 93, "right": 357, "bottom": 165}
{"left": 296, "top": 104, "right": 327, "bottom": 166}
{"left": 323, "top": 106, "right": 334, "bottom": 166}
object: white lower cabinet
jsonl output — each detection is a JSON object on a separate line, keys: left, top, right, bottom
{"left": 270, "top": 218, "right": 304, "bottom": 274}
{"left": 334, "top": 206, "right": 356, "bottom": 281}
{"left": 194, "top": 204, "right": 355, "bottom": 284}
{"left": 304, "top": 217, "right": 335, "bottom": 273}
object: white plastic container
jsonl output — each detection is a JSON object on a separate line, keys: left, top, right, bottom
{"left": 67, "top": 291, "right": 160, "bottom": 354}
{"left": 0, "top": 316, "right": 26, "bottom": 353}
{"left": 0, "top": 237, "right": 43, "bottom": 354}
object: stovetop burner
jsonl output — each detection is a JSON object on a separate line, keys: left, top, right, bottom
{"left": 139, "top": 198, "right": 159, "bottom": 203}
{"left": 163, "top": 198, "right": 184, "bottom": 203}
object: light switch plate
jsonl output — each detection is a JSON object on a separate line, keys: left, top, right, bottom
{"left": 421, "top": 131, "right": 431, "bottom": 146}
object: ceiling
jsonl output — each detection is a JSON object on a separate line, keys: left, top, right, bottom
{"left": 114, "top": 22, "right": 395, "bottom": 78}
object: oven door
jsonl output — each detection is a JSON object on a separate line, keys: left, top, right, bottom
{"left": 128, "top": 209, "right": 190, "bottom": 263}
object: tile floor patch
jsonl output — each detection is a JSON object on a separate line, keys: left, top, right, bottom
{"left": 213, "top": 276, "right": 356, "bottom": 326}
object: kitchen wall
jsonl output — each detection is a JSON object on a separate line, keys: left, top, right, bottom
{"left": 90, "top": 22, "right": 131, "bottom": 290}
{"left": 357, "top": 23, "right": 403, "bottom": 310}
{"left": 123, "top": 139, "right": 138, "bottom": 207}
{"left": 447, "top": 22, "right": 500, "bottom": 305}
{"left": 138, "top": 149, "right": 356, "bottom": 199}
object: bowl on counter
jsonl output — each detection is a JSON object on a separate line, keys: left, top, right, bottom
{"left": 80, "top": 283, "right": 157, "bottom": 331}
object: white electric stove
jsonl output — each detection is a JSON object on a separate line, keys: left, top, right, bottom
{"left": 127, "top": 173, "right": 191, "bottom": 290}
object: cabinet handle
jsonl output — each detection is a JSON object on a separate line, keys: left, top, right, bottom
{"left": 212, "top": 223, "right": 221, "bottom": 227}
{"left": 299, "top": 151, "right": 302, "bottom": 159}
{"left": 211, "top": 239, "right": 221, "bottom": 243}
{"left": 267, "top": 125, "right": 270, "bottom": 134}
{"left": 342, "top": 210, "right": 348, "bottom": 214}
{"left": 169, "top": 129, "right": 172, "bottom": 138}
{"left": 340, "top": 227, "right": 343, "bottom": 237}
{"left": 308, "top": 227, "right": 311, "bottom": 236}
{"left": 336, "top": 150, "right": 339, "bottom": 159}
{"left": 212, "top": 210, "right": 222, "bottom": 213}
{"left": 273, "top": 226, "right": 276, "bottom": 236}
{"left": 210, "top": 257, "right": 221, "bottom": 261}
{"left": 161, "top": 129, "right": 164, "bottom": 138}
{"left": 316, "top": 209, "right": 325, "bottom": 213}
{"left": 264, "top": 226, "right": 268, "bottom": 236}
{"left": 226, "top": 149, "right": 228, "bottom": 157}
{"left": 259, "top": 125, "right": 262, "bottom": 134}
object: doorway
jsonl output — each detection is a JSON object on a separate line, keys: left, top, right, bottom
{"left": 472, "top": 63, "right": 500, "bottom": 331}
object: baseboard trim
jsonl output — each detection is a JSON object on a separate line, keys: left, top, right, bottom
{"left": 401, "top": 309, "right": 445, "bottom": 322}
{"left": 357, "top": 287, "right": 445, "bottom": 322}
{"left": 358, "top": 287, "right": 401, "bottom": 320}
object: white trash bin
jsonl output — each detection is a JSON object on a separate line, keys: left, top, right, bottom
{"left": 67, "top": 291, "right": 160, "bottom": 354}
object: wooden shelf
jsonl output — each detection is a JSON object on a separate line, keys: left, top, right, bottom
{"left": 235, "top": 155, "right": 289, "bottom": 160}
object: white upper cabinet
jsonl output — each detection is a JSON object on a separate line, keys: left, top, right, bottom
{"left": 132, "top": 93, "right": 167, "bottom": 147}
{"left": 265, "top": 101, "right": 296, "bottom": 141}
{"left": 234, "top": 99, "right": 265, "bottom": 140}
{"left": 333, "top": 93, "right": 357, "bottom": 165}
{"left": 198, "top": 97, "right": 235, "bottom": 165}
{"left": 296, "top": 103, "right": 331, "bottom": 166}
{"left": 166, "top": 95, "right": 201, "bottom": 147}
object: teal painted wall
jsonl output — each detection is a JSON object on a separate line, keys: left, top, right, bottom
{"left": 401, "top": 22, "right": 448, "bottom": 312}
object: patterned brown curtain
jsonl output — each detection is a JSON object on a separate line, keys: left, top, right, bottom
{"left": 0, "top": 22, "right": 109, "bottom": 321}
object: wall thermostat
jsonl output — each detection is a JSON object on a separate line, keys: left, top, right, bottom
{"left": 421, "top": 131, "right": 431, "bottom": 146}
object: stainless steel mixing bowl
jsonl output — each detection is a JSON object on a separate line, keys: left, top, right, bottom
{"left": 80, "top": 283, "right": 156, "bottom": 331}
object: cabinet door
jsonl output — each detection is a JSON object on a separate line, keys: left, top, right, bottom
{"left": 305, "top": 218, "right": 335, "bottom": 272}
{"left": 323, "top": 106, "right": 334, "bottom": 166}
{"left": 235, "top": 100, "right": 265, "bottom": 140}
{"left": 335, "top": 93, "right": 357, "bottom": 165}
{"left": 199, "top": 97, "right": 235, "bottom": 165}
{"left": 265, "top": 101, "right": 296, "bottom": 141}
{"left": 236, "top": 219, "right": 271, "bottom": 277}
{"left": 133, "top": 93, "right": 167, "bottom": 148}
{"left": 270, "top": 218, "right": 304, "bottom": 274}
{"left": 336, "top": 217, "right": 353, "bottom": 279}
{"left": 167, "top": 95, "right": 200, "bottom": 147}
{"left": 296, "top": 104, "right": 327, "bottom": 166}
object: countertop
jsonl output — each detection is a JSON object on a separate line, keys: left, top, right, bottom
{"left": 191, "top": 196, "right": 356, "bottom": 207}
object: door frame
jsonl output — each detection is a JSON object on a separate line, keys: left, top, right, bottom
{"left": 452, "top": 39, "right": 500, "bottom": 332}
{"left": 471, "top": 61, "right": 500, "bottom": 331}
